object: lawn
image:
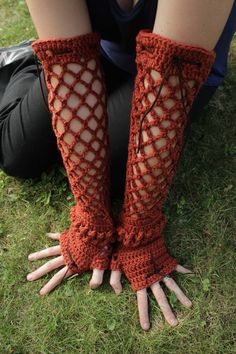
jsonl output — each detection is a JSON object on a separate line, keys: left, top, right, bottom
{"left": 0, "top": 1, "right": 235, "bottom": 353}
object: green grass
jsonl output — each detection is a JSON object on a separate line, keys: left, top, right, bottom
{"left": 0, "top": 1, "right": 236, "bottom": 353}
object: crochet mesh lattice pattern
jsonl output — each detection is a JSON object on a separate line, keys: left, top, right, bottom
{"left": 112, "top": 30, "right": 215, "bottom": 291}
{"left": 32, "top": 33, "right": 114, "bottom": 273}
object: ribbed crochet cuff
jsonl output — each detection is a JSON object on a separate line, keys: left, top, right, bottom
{"left": 111, "top": 212, "right": 177, "bottom": 291}
{"left": 111, "top": 236, "right": 177, "bottom": 291}
{"left": 136, "top": 30, "right": 216, "bottom": 85}
{"left": 32, "top": 32, "right": 101, "bottom": 66}
{"left": 60, "top": 227, "right": 114, "bottom": 274}
{"left": 60, "top": 205, "right": 115, "bottom": 273}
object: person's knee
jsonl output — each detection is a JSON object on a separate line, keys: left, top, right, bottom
{"left": 0, "top": 149, "right": 60, "bottom": 179}
{"left": 0, "top": 154, "right": 40, "bottom": 179}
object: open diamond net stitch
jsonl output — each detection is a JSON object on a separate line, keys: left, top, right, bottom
{"left": 32, "top": 33, "right": 114, "bottom": 274}
{"left": 111, "top": 30, "right": 215, "bottom": 291}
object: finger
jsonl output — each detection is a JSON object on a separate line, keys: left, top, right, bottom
{"left": 89, "top": 269, "right": 104, "bottom": 289}
{"left": 28, "top": 245, "right": 61, "bottom": 261}
{"left": 46, "top": 232, "right": 60, "bottom": 240}
{"left": 176, "top": 264, "right": 195, "bottom": 275}
{"left": 109, "top": 270, "right": 122, "bottom": 295}
{"left": 137, "top": 288, "right": 150, "bottom": 331}
{"left": 39, "top": 266, "right": 73, "bottom": 295}
{"left": 151, "top": 282, "right": 178, "bottom": 326}
{"left": 163, "top": 276, "right": 192, "bottom": 308}
{"left": 27, "top": 256, "right": 64, "bottom": 281}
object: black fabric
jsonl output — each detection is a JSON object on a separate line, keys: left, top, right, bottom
{"left": 87, "top": 0, "right": 157, "bottom": 53}
{"left": 0, "top": 54, "right": 59, "bottom": 178}
{"left": 0, "top": 52, "right": 217, "bottom": 199}
{"left": 87, "top": 0, "right": 236, "bottom": 83}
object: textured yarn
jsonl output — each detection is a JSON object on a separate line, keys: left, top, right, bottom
{"left": 111, "top": 30, "right": 215, "bottom": 291}
{"left": 32, "top": 33, "right": 114, "bottom": 274}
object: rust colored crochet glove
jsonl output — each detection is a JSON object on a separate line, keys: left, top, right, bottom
{"left": 32, "top": 33, "right": 114, "bottom": 274}
{"left": 111, "top": 30, "right": 215, "bottom": 291}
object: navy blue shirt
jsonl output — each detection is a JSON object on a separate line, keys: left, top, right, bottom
{"left": 87, "top": 0, "right": 236, "bottom": 86}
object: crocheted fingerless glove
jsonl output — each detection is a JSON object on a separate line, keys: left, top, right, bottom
{"left": 111, "top": 30, "right": 215, "bottom": 291}
{"left": 32, "top": 33, "right": 114, "bottom": 274}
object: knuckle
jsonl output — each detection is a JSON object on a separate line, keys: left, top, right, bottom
{"left": 164, "top": 276, "right": 171, "bottom": 282}
{"left": 160, "top": 302, "right": 170, "bottom": 311}
{"left": 47, "top": 259, "right": 54, "bottom": 267}
{"left": 157, "top": 294, "right": 166, "bottom": 303}
{"left": 166, "top": 278, "right": 175, "bottom": 287}
{"left": 140, "top": 292, "right": 147, "bottom": 299}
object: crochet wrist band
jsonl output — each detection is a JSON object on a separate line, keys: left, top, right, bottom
{"left": 111, "top": 30, "right": 216, "bottom": 291}
{"left": 32, "top": 32, "right": 114, "bottom": 273}
{"left": 60, "top": 206, "right": 114, "bottom": 273}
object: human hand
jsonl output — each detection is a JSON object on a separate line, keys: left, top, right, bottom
{"left": 27, "top": 232, "right": 105, "bottom": 295}
{"left": 110, "top": 264, "right": 193, "bottom": 330}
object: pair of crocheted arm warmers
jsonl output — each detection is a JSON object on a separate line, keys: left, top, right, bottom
{"left": 32, "top": 30, "right": 215, "bottom": 291}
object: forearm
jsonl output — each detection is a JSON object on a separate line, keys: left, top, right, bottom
{"left": 26, "top": 0, "right": 91, "bottom": 38}
{"left": 153, "top": 0, "right": 234, "bottom": 50}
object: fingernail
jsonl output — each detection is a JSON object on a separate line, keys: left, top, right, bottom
{"left": 142, "top": 323, "right": 150, "bottom": 331}
{"left": 39, "top": 288, "right": 47, "bottom": 296}
{"left": 90, "top": 283, "right": 99, "bottom": 289}
{"left": 115, "top": 288, "right": 122, "bottom": 295}
{"left": 185, "top": 300, "right": 192, "bottom": 307}
{"left": 28, "top": 254, "right": 34, "bottom": 261}
{"left": 170, "top": 319, "right": 178, "bottom": 326}
{"left": 27, "top": 274, "right": 32, "bottom": 281}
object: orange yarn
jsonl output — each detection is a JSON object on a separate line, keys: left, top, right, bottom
{"left": 111, "top": 30, "right": 216, "bottom": 291}
{"left": 32, "top": 33, "right": 114, "bottom": 274}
